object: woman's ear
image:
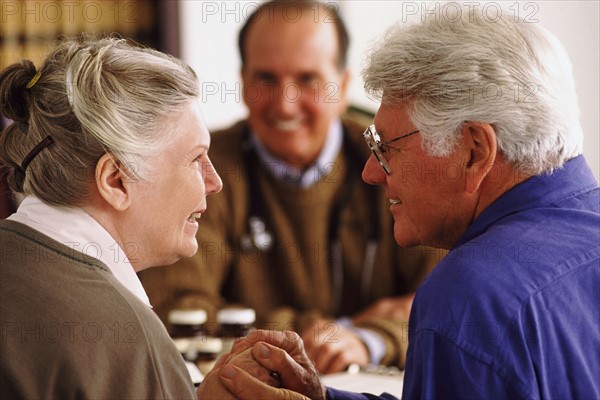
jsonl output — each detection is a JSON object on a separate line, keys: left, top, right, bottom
{"left": 95, "top": 153, "right": 132, "bottom": 211}
{"left": 463, "top": 122, "right": 497, "bottom": 193}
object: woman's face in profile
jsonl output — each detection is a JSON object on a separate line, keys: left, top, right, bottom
{"left": 127, "top": 102, "right": 222, "bottom": 268}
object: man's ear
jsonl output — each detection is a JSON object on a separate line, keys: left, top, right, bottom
{"left": 463, "top": 122, "right": 497, "bottom": 193}
{"left": 95, "top": 153, "right": 132, "bottom": 212}
{"left": 337, "top": 68, "right": 351, "bottom": 112}
{"left": 240, "top": 68, "right": 252, "bottom": 109}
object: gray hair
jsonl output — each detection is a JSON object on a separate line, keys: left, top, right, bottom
{"left": 362, "top": 6, "right": 582, "bottom": 175}
{"left": 0, "top": 36, "right": 199, "bottom": 206}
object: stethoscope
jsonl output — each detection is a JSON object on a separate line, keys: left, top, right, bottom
{"left": 239, "top": 129, "right": 381, "bottom": 312}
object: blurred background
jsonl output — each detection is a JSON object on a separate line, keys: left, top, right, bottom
{"left": 1, "top": 0, "right": 599, "bottom": 216}
{"left": 179, "top": 0, "right": 599, "bottom": 181}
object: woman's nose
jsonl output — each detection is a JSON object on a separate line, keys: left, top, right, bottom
{"left": 204, "top": 160, "right": 223, "bottom": 194}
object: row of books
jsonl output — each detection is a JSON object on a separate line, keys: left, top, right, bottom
{"left": 1, "top": 0, "right": 157, "bottom": 68}
{"left": 2, "top": 0, "right": 155, "bottom": 36}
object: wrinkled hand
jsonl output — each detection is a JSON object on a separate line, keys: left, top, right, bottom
{"left": 196, "top": 346, "right": 280, "bottom": 400}
{"left": 352, "top": 294, "right": 414, "bottom": 325}
{"left": 301, "top": 319, "right": 369, "bottom": 374}
{"left": 220, "top": 330, "right": 327, "bottom": 400}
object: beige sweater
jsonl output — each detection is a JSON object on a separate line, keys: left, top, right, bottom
{"left": 0, "top": 220, "right": 195, "bottom": 399}
{"left": 139, "top": 118, "right": 446, "bottom": 367}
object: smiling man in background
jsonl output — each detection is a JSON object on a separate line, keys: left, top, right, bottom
{"left": 139, "top": 0, "right": 443, "bottom": 374}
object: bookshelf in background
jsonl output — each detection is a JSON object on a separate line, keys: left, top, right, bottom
{"left": 0, "top": 0, "right": 176, "bottom": 69}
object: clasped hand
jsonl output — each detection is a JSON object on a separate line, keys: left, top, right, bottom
{"left": 196, "top": 329, "right": 326, "bottom": 400}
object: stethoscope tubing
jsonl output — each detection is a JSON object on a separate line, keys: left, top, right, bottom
{"left": 240, "top": 128, "right": 381, "bottom": 313}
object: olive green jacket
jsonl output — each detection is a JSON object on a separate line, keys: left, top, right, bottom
{"left": 0, "top": 220, "right": 195, "bottom": 399}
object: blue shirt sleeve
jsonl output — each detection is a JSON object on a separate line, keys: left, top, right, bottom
{"left": 326, "top": 387, "right": 400, "bottom": 400}
{"left": 403, "top": 331, "right": 531, "bottom": 399}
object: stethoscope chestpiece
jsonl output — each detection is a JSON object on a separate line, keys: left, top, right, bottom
{"left": 240, "top": 216, "right": 273, "bottom": 251}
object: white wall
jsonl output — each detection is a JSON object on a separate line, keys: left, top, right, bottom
{"left": 180, "top": 1, "right": 599, "bottom": 180}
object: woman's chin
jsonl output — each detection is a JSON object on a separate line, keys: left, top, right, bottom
{"left": 179, "top": 239, "right": 199, "bottom": 259}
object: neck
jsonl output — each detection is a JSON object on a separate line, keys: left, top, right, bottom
{"left": 82, "top": 202, "right": 145, "bottom": 273}
{"left": 473, "top": 157, "right": 532, "bottom": 221}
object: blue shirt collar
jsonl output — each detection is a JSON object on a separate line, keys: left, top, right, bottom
{"left": 250, "top": 119, "right": 343, "bottom": 187}
{"left": 455, "top": 155, "right": 598, "bottom": 248}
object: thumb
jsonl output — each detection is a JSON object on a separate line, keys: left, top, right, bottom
{"left": 220, "top": 365, "right": 309, "bottom": 400}
{"left": 252, "top": 342, "right": 326, "bottom": 400}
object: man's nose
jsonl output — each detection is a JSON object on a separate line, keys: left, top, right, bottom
{"left": 362, "top": 154, "right": 386, "bottom": 186}
{"left": 272, "top": 82, "right": 301, "bottom": 116}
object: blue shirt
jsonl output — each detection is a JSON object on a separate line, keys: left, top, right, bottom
{"left": 327, "top": 155, "right": 600, "bottom": 400}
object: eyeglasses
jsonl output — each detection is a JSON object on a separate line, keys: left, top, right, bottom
{"left": 363, "top": 124, "right": 419, "bottom": 174}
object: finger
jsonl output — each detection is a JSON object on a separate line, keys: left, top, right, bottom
{"left": 252, "top": 342, "right": 328, "bottom": 400}
{"left": 251, "top": 342, "right": 295, "bottom": 375}
{"left": 251, "top": 342, "right": 315, "bottom": 393}
{"left": 280, "top": 330, "right": 310, "bottom": 359}
{"left": 252, "top": 330, "right": 306, "bottom": 357}
{"left": 220, "top": 365, "right": 309, "bottom": 400}
{"left": 310, "top": 334, "right": 368, "bottom": 374}
{"left": 229, "top": 335, "right": 257, "bottom": 355}
{"left": 211, "top": 352, "right": 234, "bottom": 370}
{"left": 311, "top": 343, "right": 338, "bottom": 374}
{"left": 320, "top": 351, "right": 351, "bottom": 374}
{"left": 227, "top": 348, "right": 281, "bottom": 387}
{"left": 299, "top": 331, "right": 317, "bottom": 355}
{"left": 232, "top": 329, "right": 298, "bottom": 354}
{"left": 195, "top": 368, "right": 237, "bottom": 400}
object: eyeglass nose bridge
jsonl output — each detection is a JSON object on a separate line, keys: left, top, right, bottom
{"left": 363, "top": 125, "right": 392, "bottom": 175}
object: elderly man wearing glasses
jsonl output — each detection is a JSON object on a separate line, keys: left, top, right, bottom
{"left": 197, "top": 4, "right": 599, "bottom": 400}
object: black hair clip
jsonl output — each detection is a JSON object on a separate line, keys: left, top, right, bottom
{"left": 13, "top": 135, "right": 55, "bottom": 191}
{"left": 20, "top": 136, "right": 54, "bottom": 173}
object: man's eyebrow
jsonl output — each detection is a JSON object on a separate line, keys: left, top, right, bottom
{"left": 253, "top": 71, "right": 276, "bottom": 79}
{"left": 375, "top": 127, "right": 388, "bottom": 140}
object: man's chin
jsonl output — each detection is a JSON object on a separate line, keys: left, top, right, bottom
{"left": 393, "top": 231, "right": 420, "bottom": 248}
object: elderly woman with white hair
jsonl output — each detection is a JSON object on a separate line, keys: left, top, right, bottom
{"left": 0, "top": 37, "right": 247, "bottom": 399}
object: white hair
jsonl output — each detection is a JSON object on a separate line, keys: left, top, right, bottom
{"left": 362, "top": 6, "right": 582, "bottom": 175}
{"left": 0, "top": 36, "right": 199, "bottom": 206}
{"left": 66, "top": 37, "right": 199, "bottom": 179}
